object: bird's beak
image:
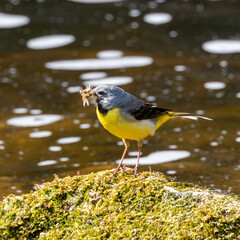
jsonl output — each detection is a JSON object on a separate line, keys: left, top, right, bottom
{"left": 80, "top": 86, "right": 96, "bottom": 106}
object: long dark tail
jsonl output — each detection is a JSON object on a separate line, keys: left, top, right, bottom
{"left": 168, "top": 112, "right": 212, "bottom": 121}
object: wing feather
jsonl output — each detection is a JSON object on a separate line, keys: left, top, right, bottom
{"left": 128, "top": 103, "right": 170, "bottom": 120}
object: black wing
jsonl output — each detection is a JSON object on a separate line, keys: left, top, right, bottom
{"left": 128, "top": 103, "right": 170, "bottom": 120}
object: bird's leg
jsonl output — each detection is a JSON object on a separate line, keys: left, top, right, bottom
{"left": 113, "top": 139, "right": 130, "bottom": 176}
{"left": 134, "top": 140, "right": 142, "bottom": 176}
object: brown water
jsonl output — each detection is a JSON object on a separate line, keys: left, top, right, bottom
{"left": 0, "top": 0, "right": 240, "bottom": 200}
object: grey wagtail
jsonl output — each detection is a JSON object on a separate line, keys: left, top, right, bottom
{"left": 80, "top": 85, "right": 212, "bottom": 176}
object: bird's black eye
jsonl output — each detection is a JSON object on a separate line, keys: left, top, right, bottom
{"left": 98, "top": 90, "right": 106, "bottom": 95}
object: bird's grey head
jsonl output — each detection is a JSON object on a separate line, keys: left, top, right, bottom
{"left": 92, "top": 85, "right": 130, "bottom": 110}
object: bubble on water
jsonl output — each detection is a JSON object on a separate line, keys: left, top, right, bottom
{"left": 146, "top": 96, "right": 156, "bottom": 101}
{"left": 49, "top": 146, "right": 62, "bottom": 152}
{"left": 236, "top": 137, "right": 240, "bottom": 143}
{"left": 117, "top": 150, "right": 190, "bottom": 165}
{"left": 168, "top": 145, "right": 177, "bottom": 149}
{"left": 37, "top": 160, "right": 57, "bottom": 166}
{"left": 13, "top": 108, "right": 28, "bottom": 114}
{"left": 0, "top": 13, "right": 30, "bottom": 29}
{"left": 0, "top": 146, "right": 5, "bottom": 150}
{"left": 57, "top": 137, "right": 81, "bottom": 144}
{"left": 7, "top": 114, "right": 63, "bottom": 127}
{"left": 143, "top": 12, "right": 172, "bottom": 25}
{"left": 210, "top": 142, "right": 218, "bottom": 146}
{"left": 81, "top": 72, "right": 108, "bottom": 80}
{"left": 128, "top": 151, "right": 142, "bottom": 157}
{"left": 128, "top": 9, "right": 141, "bottom": 17}
{"left": 166, "top": 170, "right": 177, "bottom": 175}
{"left": 72, "top": 163, "right": 80, "bottom": 167}
{"left": 204, "top": 81, "right": 226, "bottom": 90}
{"left": 45, "top": 56, "right": 153, "bottom": 70}
{"left": 26, "top": 34, "right": 75, "bottom": 49}
{"left": 0, "top": 140, "right": 4, "bottom": 144}
{"left": 83, "top": 76, "right": 133, "bottom": 86}
{"left": 79, "top": 123, "right": 91, "bottom": 129}
{"left": 174, "top": 65, "right": 187, "bottom": 72}
{"left": 202, "top": 40, "right": 240, "bottom": 54}
{"left": 173, "top": 127, "right": 181, "bottom": 132}
{"left": 236, "top": 92, "right": 240, "bottom": 98}
{"left": 219, "top": 60, "right": 228, "bottom": 67}
{"left": 67, "top": 86, "right": 82, "bottom": 93}
{"left": 29, "top": 131, "right": 52, "bottom": 138}
{"left": 60, "top": 157, "right": 70, "bottom": 162}
{"left": 97, "top": 50, "right": 123, "bottom": 59}
{"left": 30, "top": 109, "right": 42, "bottom": 114}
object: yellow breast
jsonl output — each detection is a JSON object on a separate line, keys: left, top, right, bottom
{"left": 96, "top": 107, "right": 157, "bottom": 141}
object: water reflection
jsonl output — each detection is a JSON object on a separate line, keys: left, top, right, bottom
{"left": 143, "top": 12, "right": 172, "bottom": 25}
{"left": 81, "top": 72, "right": 108, "bottom": 80}
{"left": 0, "top": 12, "right": 30, "bottom": 28}
{"left": 202, "top": 40, "right": 240, "bottom": 54}
{"left": 204, "top": 82, "right": 226, "bottom": 90}
{"left": 45, "top": 56, "right": 153, "bottom": 70}
{"left": 83, "top": 76, "right": 133, "bottom": 86}
{"left": 117, "top": 151, "right": 191, "bottom": 165}
{"left": 37, "top": 160, "right": 57, "bottom": 167}
{"left": 26, "top": 35, "right": 75, "bottom": 50}
{"left": 29, "top": 131, "right": 52, "bottom": 138}
{"left": 56, "top": 137, "right": 81, "bottom": 144}
{"left": 7, "top": 115, "right": 63, "bottom": 127}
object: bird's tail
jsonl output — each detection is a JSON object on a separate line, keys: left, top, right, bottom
{"left": 168, "top": 112, "right": 212, "bottom": 121}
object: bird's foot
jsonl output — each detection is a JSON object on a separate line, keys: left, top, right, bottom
{"left": 123, "top": 167, "right": 140, "bottom": 176}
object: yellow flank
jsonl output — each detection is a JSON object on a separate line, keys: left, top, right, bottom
{"left": 96, "top": 107, "right": 171, "bottom": 141}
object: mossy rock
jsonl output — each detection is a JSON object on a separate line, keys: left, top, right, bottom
{"left": 0, "top": 170, "right": 239, "bottom": 239}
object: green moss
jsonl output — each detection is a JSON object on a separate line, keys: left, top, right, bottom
{"left": 0, "top": 171, "right": 239, "bottom": 239}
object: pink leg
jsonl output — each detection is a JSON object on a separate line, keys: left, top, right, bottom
{"left": 134, "top": 141, "right": 142, "bottom": 176}
{"left": 113, "top": 139, "right": 130, "bottom": 175}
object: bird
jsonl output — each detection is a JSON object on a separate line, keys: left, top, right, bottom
{"left": 80, "top": 85, "right": 212, "bottom": 176}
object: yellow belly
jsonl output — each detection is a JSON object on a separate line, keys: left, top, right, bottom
{"left": 96, "top": 107, "right": 171, "bottom": 141}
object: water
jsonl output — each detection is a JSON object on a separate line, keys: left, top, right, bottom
{"left": 0, "top": 0, "right": 240, "bottom": 199}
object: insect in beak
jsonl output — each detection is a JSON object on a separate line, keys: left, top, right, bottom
{"left": 80, "top": 86, "right": 95, "bottom": 107}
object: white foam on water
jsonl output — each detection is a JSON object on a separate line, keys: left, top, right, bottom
{"left": 204, "top": 81, "right": 226, "bottom": 90}
{"left": 45, "top": 56, "right": 153, "bottom": 70}
{"left": 97, "top": 50, "right": 123, "bottom": 59}
{"left": 37, "top": 160, "right": 57, "bottom": 166}
{"left": 202, "top": 40, "right": 240, "bottom": 54}
{"left": 143, "top": 12, "right": 172, "bottom": 25}
{"left": 0, "top": 13, "right": 30, "bottom": 29}
{"left": 26, "top": 34, "right": 75, "bottom": 50}
{"left": 57, "top": 136, "right": 81, "bottom": 144}
{"left": 81, "top": 72, "right": 108, "bottom": 80}
{"left": 236, "top": 92, "right": 240, "bottom": 98}
{"left": 83, "top": 76, "right": 133, "bottom": 86}
{"left": 68, "top": 0, "right": 124, "bottom": 3}
{"left": 116, "top": 150, "right": 191, "bottom": 165}
{"left": 235, "top": 137, "right": 240, "bottom": 143}
{"left": 29, "top": 131, "right": 52, "bottom": 138}
{"left": 7, "top": 114, "right": 63, "bottom": 127}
